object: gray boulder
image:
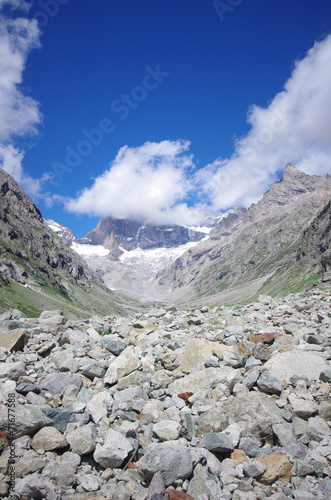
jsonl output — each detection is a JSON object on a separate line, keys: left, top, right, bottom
{"left": 39, "top": 310, "right": 66, "bottom": 326}
{"left": 39, "top": 372, "right": 83, "bottom": 396}
{"left": 265, "top": 350, "right": 330, "bottom": 383}
{"left": 0, "top": 361, "right": 25, "bottom": 380}
{"left": 257, "top": 371, "right": 285, "bottom": 395}
{"left": 203, "top": 432, "right": 235, "bottom": 453}
{"left": 138, "top": 442, "right": 193, "bottom": 486}
{"left": 104, "top": 346, "right": 141, "bottom": 386}
{"left": 65, "top": 423, "right": 97, "bottom": 456}
{"left": 0, "top": 405, "right": 52, "bottom": 438}
{"left": 225, "top": 392, "right": 283, "bottom": 442}
{"left": 15, "top": 473, "right": 61, "bottom": 500}
{"left": 101, "top": 335, "right": 127, "bottom": 355}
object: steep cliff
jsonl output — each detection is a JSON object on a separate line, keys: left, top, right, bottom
{"left": 296, "top": 199, "right": 331, "bottom": 273}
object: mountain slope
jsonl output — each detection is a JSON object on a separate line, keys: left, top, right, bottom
{"left": 0, "top": 168, "right": 128, "bottom": 317}
{"left": 296, "top": 198, "right": 331, "bottom": 273}
{"left": 159, "top": 164, "right": 331, "bottom": 301}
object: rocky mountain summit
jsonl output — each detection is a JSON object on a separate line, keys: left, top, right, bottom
{"left": 160, "top": 165, "right": 331, "bottom": 302}
{"left": 0, "top": 168, "right": 125, "bottom": 318}
{"left": 0, "top": 287, "right": 330, "bottom": 498}
{"left": 44, "top": 219, "right": 77, "bottom": 247}
{"left": 82, "top": 217, "right": 209, "bottom": 253}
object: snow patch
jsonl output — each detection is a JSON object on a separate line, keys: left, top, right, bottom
{"left": 71, "top": 242, "right": 110, "bottom": 257}
{"left": 118, "top": 240, "right": 200, "bottom": 276}
{"left": 190, "top": 226, "right": 212, "bottom": 234}
{"left": 44, "top": 219, "right": 65, "bottom": 233}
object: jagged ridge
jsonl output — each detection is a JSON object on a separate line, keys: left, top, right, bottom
{"left": 160, "top": 164, "right": 331, "bottom": 299}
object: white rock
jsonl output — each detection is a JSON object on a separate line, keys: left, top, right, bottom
{"left": 153, "top": 420, "right": 181, "bottom": 441}
{"left": 86, "top": 390, "right": 113, "bottom": 423}
{"left": 93, "top": 429, "right": 133, "bottom": 468}
{"left": 265, "top": 350, "right": 330, "bottom": 383}
{"left": 103, "top": 346, "right": 141, "bottom": 385}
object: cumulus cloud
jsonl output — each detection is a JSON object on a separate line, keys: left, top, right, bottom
{"left": 65, "top": 140, "right": 205, "bottom": 226}
{"left": 0, "top": 1, "right": 43, "bottom": 196}
{"left": 197, "top": 34, "right": 331, "bottom": 211}
{"left": 66, "top": 35, "right": 331, "bottom": 225}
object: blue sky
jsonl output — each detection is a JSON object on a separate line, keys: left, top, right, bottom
{"left": 1, "top": 0, "right": 331, "bottom": 236}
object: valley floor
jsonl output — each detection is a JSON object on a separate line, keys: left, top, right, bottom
{"left": 0, "top": 286, "right": 330, "bottom": 498}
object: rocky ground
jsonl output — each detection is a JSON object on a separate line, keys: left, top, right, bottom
{"left": 0, "top": 288, "right": 330, "bottom": 499}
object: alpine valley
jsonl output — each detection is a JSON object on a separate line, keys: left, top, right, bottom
{"left": 0, "top": 163, "right": 330, "bottom": 316}
{"left": 1, "top": 164, "right": 331, "bottom": 500}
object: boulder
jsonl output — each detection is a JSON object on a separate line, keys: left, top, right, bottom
{"left": 39, "top": 373, "right": 83, "bottom": 396}
{"left": 265, "top": 350, "right": 330, "bottom": 383}
{"left": 15, "top": 473, "right": 61, "bottom": 500}
{"left": 179, "top": 338, "right": 223, "bottom": 373}
{"left": 0, "top": 405, "right": 52, "bottom": 438}
{"left": 167, "top": 367, "right": 233, "bottom": 395}
{"left": 65, "top": 424, "right": 97, "bottom": 456}
{"left": 138, "top": 443, "right": 193, "bottom": 486}
{"left": 104, "top": 346, "right": 141, "bottom": 386}
{"left": 93, "top": 429, "right": 133, "bottom": 468}
{"left": 0, "top": 329, "right": 27, "bottom": 352}
{"left": 0, "top": 361, "right": 25, "bottom": 380}
{"left": 31, "top": 427, "right": 68, "bottom": 451}
{"left": 256, "top": 453, "right": 292, "bottom": 484}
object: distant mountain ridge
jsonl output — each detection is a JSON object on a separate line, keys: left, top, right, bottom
{"left": 159, "top": 164, "right": 331, "bottom": 300}
{"left": 80, "top": 217, "right": 211, "bottom": 252}
{"left": 1, "top": 163, "right": 330, "bottom": 312}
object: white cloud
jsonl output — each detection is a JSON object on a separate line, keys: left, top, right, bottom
{"left": 66, "top": 35, "right": 331, "bottom": 226}
{"left": 197, "top": 34, "right": 331, "bottom": 211}
{"left": 65, "top": 140, "right": 204, "bottom": 226}
{"left": 0, "top": 3, "right": 43, "bottom": 197}
{"left": 0, "top": 143, "right": 44, "bottom": 196}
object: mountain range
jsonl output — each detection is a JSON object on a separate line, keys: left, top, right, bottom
{"left": 158, "top": 164, "right": 331, "bottom": 304}
{"left": 0, "top": 164, "right": 330, "bottom": 316}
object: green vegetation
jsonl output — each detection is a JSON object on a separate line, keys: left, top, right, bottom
{"left": 101, "top": 329, "right": 111, "bottom": 336}
{"left": 0, "top": 279, "right": 127, "bottom": 319}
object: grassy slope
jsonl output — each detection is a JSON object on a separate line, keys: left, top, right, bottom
{"left": 0, "top": 278, "right": 130, "bottom": 319}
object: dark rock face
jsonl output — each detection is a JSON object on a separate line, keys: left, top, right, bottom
{"left": 0, "top": 168, "right": 84, "bottom": 286}
{"left": 296, "top": 198, "right": 331, "bottom": 272}
{"left": 210, "top": 206, "right": 247, "bottom": 238}
{"left": 82, "top": 217, "right": 207, "bottom": 251}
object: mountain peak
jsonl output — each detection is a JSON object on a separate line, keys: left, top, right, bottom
{"left": 281, "top": 163, "right": 303, "bottom": 182}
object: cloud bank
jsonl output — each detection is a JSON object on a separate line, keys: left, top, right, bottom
{"left": 66, "top": 34, "right": 331, "bottom": 224}
{"left": 65, "top": 140, "right": 204, "bottom": 226}
{"left": 0, "top": 0, "right": 42, "bottom": 196}
{"left": 197, "top": 34, "right": 331, "bottom": 210}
